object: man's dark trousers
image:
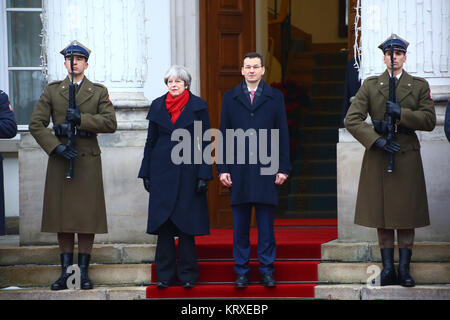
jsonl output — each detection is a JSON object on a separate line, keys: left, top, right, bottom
{"left": 232, "top": 203, "right": 276, "bottom": 277}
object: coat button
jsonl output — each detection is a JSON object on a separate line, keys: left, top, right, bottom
{"left": 250, "top": 113, "right": 255, "bottom": 117}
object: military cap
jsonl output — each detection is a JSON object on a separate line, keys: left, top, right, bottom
{"left": 60, "top": 40, "right": 91, "bottom": 60}
{"left": 378, "top": 33, "right": 409, "bottom": 53}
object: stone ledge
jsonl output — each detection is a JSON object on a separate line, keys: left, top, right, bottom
{"left": 318, "top": 262, "right": 450, "bottom": 284}
{"left": 0, "top": 244, "right": 156, "bottom": 266}
{"left": 315, "top": 284, "right": 450, "bottom": 300}
{"left": 0, "top": 286, "right": 148, "bottom": 300}
{"left": 0, "top": 264, "right": 152, "bottom": 288}
{"left": 322, "top": 240, "right": 450, "bottom": 262}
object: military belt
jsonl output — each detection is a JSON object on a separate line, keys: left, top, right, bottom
{"left": 53, "top": 124, "right": 97, "bottom": 138}
{"left": 395, "top": 126, "right": 415, "bottom": 135}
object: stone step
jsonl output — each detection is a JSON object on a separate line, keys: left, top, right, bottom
{"left": 288, "top": 193, "right": 337, "bottom": 212}
{"left": 275, "top": 210, "right": 337, "bottom": 220}
{"left": 292, "top": 159, "right": 337, "bottom": 177}
{"left": 310, "top": 96, "right": 344, "bottom": 112}
{"left": 315, "top": 284, "right": 450, "bottom": 300}
{"left": 298, "top": 111, "right": 342, "bottom": 127}
{"left": 311, "top": 81, "right": 345, "bottom": 97}
{"left": 296, "top": 144, "right": 337, "bottom": 161}
{"left": 322, "top": 240, "right": 450, "bottom": 262}
{"left": 0, "top": 286, "right": 148, "bottom": 300}
{"left": 297, "top": 127, "right": 338, "bottom": 144}
{"left": 0, "top": 264, "right": 152, "bottom": 288}
{"left": 318, "top": 262, "right": 450, "bottom": 285}
{"left": 290, "top": 176, "right": 337, "bottom": 194}
{"left": 0, "top": 244, "right": 156, "bottom": 266}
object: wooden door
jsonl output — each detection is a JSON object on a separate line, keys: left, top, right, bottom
{"left": 200, "top": 0, "right": 256, "bottom": 228}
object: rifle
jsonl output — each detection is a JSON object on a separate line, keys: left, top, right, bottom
{"left": 66, "top": 53, "right": 79, "bottom": 180}
{"left": 385, "top": 46, "right": 396, "bottom": 173}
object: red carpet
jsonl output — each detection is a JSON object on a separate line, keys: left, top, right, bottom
{"left": 147, "top": 219, "right": 337, "bottom": 300}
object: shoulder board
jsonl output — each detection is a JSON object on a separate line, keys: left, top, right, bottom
{"left": 365, "top": 76, "right": 378, "bottom": 82}
{"left": 92, "top": 83, "right": 107, "bottom": 89}
{"left": 412, "top": 76, "right": 429, "bottom": 84}
{"left": 48, "top": 81, "right": 62, "bottom": 86}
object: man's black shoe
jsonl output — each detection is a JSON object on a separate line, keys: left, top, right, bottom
{"left": 156, "top": 281, "right": 170, "bottom": 289}
{"left": 234, "top": 275, "right": 249, "bottom": 289}
{"left": 182, "top": 282, "right": 195, "bottom": 289}
{"left": 260, "top": 274, "right": 276, "bottom": 287}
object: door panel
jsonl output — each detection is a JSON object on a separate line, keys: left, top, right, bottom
{"left": 200, "top": 0, "right": 256, "bottom": 228}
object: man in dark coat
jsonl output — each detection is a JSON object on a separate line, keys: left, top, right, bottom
{"left": 345, "top": 34, "right": 436, "bottom": 287}
{"left": 217, "top": 52, "right": 291, "bottom": 288}
{"left": 0, "top": 90, "right": 17, "bottom": 236}
{"left": 445, "top": 100, "right": 450, "bottom": 143}
{"left": 29, "top": 41, "right": 117, "bottom": 290}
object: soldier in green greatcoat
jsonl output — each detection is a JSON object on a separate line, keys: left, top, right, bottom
{"left": 29, "top": 41, "right": 117, "bottom": 290}
{"left": 345, "top": 34, "right": 436, "bottom": 287}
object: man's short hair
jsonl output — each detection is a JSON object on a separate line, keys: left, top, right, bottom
{"left": 242, "top": 52, "right": 264, "bottom": 67}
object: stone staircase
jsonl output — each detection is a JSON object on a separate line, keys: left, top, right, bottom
{"left": 315, "top": 241, "right": 450, "bottom": 300}
{"left": 0, "top": 238, "right": 155, "bottom": 300}
{"left": 277, "top": 48, "right": 347, "bottom": 219}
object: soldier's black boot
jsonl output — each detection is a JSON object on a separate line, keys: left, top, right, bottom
{"left": 78, "top": 253, "right": 93, "bottom": 290}
{"left": 398, "top": 248, "right": 415, "bottom": 287}
{"left": 379, "top": 248, "right": 397, "bottom": 286}
{"left": 51, "top": 253, "right": 74, "bottom": 291}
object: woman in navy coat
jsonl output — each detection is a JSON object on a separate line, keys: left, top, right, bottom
{"left": 138, "top": 66, "right": 212, "bottom": 288}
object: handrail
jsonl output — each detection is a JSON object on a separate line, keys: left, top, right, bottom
{"left": 268, "top": 0, "right": 291, "bottom": 25}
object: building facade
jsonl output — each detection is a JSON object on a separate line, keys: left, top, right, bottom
{"left": 0, "top": 0, "right": 448, "bottom": 244}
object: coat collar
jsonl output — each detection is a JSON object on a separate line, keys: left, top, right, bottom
{"left": 377, "top": 70, "right": 413, "bottom": 103}
{"left": 58, "top": 76, "right": 95, "bottom": 106}
{"left": 149, "top": 92, "right": 205, "bottom": 131}
{"left": 232, "top": 80, "right": 274, "bottom": 112}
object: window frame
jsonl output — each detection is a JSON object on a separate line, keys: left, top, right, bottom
{"left": 1, "top": 0, "right": 44, "bottom": 130}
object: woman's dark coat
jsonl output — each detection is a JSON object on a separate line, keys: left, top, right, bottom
{"left": 216, "top": 81, "right": 291, "bottom": 206}
{"left": 138, "top": 92, "right": 213, "bottom": 236}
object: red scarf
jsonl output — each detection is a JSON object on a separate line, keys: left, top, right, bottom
{"left": 166, "top": 90, "right": 190, "bottom": 124}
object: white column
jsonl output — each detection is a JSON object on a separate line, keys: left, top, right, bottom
{"left": 170, "top": 0, "right": 201, "bottom": 95}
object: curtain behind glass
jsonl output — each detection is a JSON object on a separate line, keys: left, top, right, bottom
{"left": 7, "top": 7, "right": 45, "bottom": 125}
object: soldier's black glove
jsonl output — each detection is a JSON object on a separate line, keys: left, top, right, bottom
{"left": 143, "top": 178, "right": 150, "bottom": 193}
{"left": 52, "top": 144, "right": 78, "bottom": 160}
{"left": 196, "top": 179, "right": 208, "bottom": 194}
{"left": 386, "top": 101, "right": 401, "bottom": 120}
{"left": 373, "top": 120, "right": 388, "bottom": 135}
{"left": 66, "top": 108, "right": 81, "bottom": 125}
{"left": 374, "top": 138, "right": 401, "bottom": 154}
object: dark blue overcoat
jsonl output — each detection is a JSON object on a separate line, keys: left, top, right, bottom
{"left": 216, "top": 81, "right": 291, "bottom": 206}
{"left": 0, "top": 91, "right": 17, "bottom": 139}
{"left": 445, "top": 100, "right": 450, "bottom": 143}
{"left": 138, "top": 92, "right": 213, "bottom": 236}
{"left": 0, "top": 90, "right": 17, "bottom": 236}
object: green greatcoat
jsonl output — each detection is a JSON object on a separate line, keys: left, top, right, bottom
{"left": 345, "top": 70, "right": 436, "bottom": 229}
{"left": 29, "top": 77, "right": 117, "bottom": 234}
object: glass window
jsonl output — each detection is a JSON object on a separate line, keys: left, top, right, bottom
{"left": 6, "top": 0, "right": 45, "bottom": 126}
{"left": 6, "top": 0, "right": 42, "bottom": 9}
